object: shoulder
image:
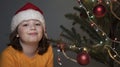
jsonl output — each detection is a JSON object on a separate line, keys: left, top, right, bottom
{"left": 44, "top": 44, "right": 53, "bottom": 56}
{"left": 0, "top": 46, "right": 20, "bottom": 67}
{"left": 48, "top": 44, "right": 53, "bottom": 52}
{"left": 1, "top": 46, "right": 18, "bottom": 57}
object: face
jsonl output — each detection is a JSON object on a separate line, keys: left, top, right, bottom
{"left": 17, "top": 19, "right": 44, "bottom": 44}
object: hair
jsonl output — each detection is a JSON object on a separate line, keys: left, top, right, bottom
{"left": 8, "top": 27, "right": 50, "bottom": 55}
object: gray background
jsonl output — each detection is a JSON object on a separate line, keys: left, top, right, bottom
{"left": 0, "top": 0, "right": 106, "bottom": 67}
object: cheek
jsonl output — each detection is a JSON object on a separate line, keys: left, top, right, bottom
{"left": 37, "top": 28, "right": 44, "bottom": 37}
{"left": 37, "top": 27, "right": 44, "bottom": 33}
{"left": 18, "top": 28, "right": 27, "bottom": 37}
{"left": 38, "top": 30, "right": 43, "bottom": 36}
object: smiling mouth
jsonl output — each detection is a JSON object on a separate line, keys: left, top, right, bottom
{"left": 29, "top": 33, "right": 38, "bottom": 35}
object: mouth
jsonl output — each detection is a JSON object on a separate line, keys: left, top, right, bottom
{"left": 28, "top": 32, "right": 38, "bottom": 35}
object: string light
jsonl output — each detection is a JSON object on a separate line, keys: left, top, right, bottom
{"left": 57, "top": 0, "right": 120, "bottom": 65}
{"left": 57, "top": 46, "right": 62, "bottom": 66}
{"left": 81, "top": 0, "right": 120, "bottom": 63}
{"left": 104, "top": 45, "right": 120, "bottom": 64}
{"left": 79, "top": 1, "right": 120, "bottom": 64}
{"left": 81, "top": 0, "right": 120, "bottom": 44}
{"left": 102, "top": 33, "right": 105, "bottom": 36}
{"left": 83, "top": 47, "right": 87, "bottom": 51}
{"left": 98, "top": 0, "right": 102, "bottom": 3}
{"left": 62, "top": 50, "right": 77, "bottom": 63}
{"left": 114, "top": 37, "right": 117, "bottom": 40}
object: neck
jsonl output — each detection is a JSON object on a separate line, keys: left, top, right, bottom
{"left": 20, "top": 40, "right": 39, "bottom": 57}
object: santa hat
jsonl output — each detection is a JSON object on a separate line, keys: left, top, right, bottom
{"left": 11, "top": 2, "right": 46, "bottom": 33}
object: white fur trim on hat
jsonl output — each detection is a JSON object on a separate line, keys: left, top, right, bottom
{"left": 11, "top": 9, "right": 45, "bottom": 32}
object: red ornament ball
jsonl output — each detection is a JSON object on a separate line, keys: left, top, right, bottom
{"left": 93, "top": 4, "right": 106, "bottom": 17}
{"left": 77, "top": 51, "right": 90, "bottom": 65}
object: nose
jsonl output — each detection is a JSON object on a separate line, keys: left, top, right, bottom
{"left": 30, "top": 25, "right": 36, "bottom": 30}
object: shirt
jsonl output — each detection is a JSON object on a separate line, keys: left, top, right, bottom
{"left": 0, "top": 45, "right": 53, "bottom": 67}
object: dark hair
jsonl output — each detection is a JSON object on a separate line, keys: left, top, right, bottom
{"left": 8, "top": 27, "right": 50, "bottom": 55}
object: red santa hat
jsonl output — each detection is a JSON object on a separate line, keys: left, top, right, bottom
{"left": 11, "top": 2, "right": 46, "bottom": 33}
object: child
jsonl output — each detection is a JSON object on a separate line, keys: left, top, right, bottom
{"left": 0, "top": 2, "right": 53, "bottom": 67}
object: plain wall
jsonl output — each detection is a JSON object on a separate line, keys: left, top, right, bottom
{"left": 0, "top": 0, "right": 106, "bottom": 67}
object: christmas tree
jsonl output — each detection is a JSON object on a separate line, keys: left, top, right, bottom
{"left": 50, "top": 0, "right": 120, "bottom": 67}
